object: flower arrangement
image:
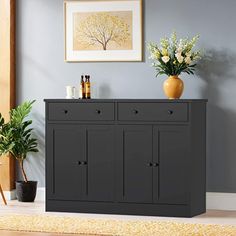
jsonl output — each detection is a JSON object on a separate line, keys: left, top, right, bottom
{"left": 147, "top": 32, "right": 202, "bottom": 77}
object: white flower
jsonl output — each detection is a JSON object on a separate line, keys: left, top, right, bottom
{"left": 185, "top": 56, "right": 192, "bottom": 64}
{"left": 177, "top": 56, "right": 184, "bottom": 63}
{"left": 162, "top": 56, "right": 170, "bottom": 64}
{"left": 176, "top": 48, "right": 183, "bottom": 54}
{"left": 177, "top": 40, "right": 184, "bottom": 51}
{"left": 185, "top": 52, "right": 192, "bottom": 57}
{"left": 175, "top": 53, "right": 184, "bottom": 63}
{"left": 175, "top": 52, "right": 182, "bottom": 58}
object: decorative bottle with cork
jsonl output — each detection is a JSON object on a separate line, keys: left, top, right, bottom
{"left": 85, "top": 75, "right": 91, "bottom": 99}
{"left": 79, "top": 75, "right": 85, "bottom": 99}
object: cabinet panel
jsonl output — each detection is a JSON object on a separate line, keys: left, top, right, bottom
{"left": 154, "top": 126, "right": 189, "bottom": 204}
{"left": 87, "top": 126, "right": 115, "bottom": 202}
{"left": 47, "top": 125, "right": 115, "bottom": 202}
{"left": 118, "top": 103, "right": 188, "bottom": 122}
{"left": 117, "top": 126, "right": 153, "bottom": 203}
{"left": 48, "top": 125, "right": 87, "bottom": 200}
{"left": 48, "top": 103, "right": 114, "bottom": 121}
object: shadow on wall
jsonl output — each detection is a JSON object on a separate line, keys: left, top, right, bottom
{"left": 197, "top": 48, "right": 236, "bottom": 98}
{"left": 98, "top": 83, "right": 112, "bottom": 98}
{"left": 196, "top": 48, "right": 236, "bottom": 192}
{"left": 17, "top": 111, "right": 45, "bottom": 187}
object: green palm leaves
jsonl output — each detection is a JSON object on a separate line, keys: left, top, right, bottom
{"left": 0, "top": 101, "right": 38, "bottom": 182}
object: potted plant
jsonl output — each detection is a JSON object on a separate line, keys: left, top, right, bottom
{"left": 0, "top": 101, "right": 39, "bottom": 202}
{"left": 147, "top": 32, "right": 202, "bottom": 99}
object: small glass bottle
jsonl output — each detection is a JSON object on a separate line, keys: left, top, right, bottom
{"left": 79, "top": 75, "right": 85, "bottom": 99}
{"left": 85, "top": 75, "right": 91, "bottom": 99}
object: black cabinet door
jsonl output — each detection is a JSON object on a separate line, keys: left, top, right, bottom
{"left": 153, "top": 126, "right": 189, "bottom": 204}
{"left": 47, "top": 125, "right": 87, "bottom": 200}
{"left": 47, "top": 125, "right": 115, "bottom": 202}
{"left": 86, "top": 126, "right": 115, "bottom": 202}
{"left": 117, "top": 126, "right": 153, "bottom": 203}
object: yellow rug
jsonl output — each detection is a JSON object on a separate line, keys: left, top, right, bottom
{"left": 0, "top": 215, "right": 236, "bottom": 236}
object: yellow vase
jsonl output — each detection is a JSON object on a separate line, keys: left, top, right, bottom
{"left": 163, "top": 75, "right": 184, "bottom": 99}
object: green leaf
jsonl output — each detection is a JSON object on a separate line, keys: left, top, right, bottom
{"left": 10, "top": 100, "right": 36, "bottom": 125}
{"left": 0, "top": 100, "right": 38, "bottom": 162}
{"left": 0, "top": 114, "right": 5, "bottom": 126}
{"left": 189, "top": 64, "right": 197, "bottom": 68}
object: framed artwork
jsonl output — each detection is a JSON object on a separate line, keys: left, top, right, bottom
{"left": 64, "top": 0, "right": 143, "bottom": 62}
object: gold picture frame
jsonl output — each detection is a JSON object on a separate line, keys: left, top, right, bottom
{"left": 64, "top": 0, "right": 143, "bottom": 62}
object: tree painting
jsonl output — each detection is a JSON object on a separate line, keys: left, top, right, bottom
{"left": 73, "top": 11, "right": 133, "bottom": 51}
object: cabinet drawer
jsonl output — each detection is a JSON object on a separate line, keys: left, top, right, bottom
{"left": 118, "top": 103, "right": 188, "bottom": 122}
{"left": 48, "top": 103, "right": 114, "bottom": 121}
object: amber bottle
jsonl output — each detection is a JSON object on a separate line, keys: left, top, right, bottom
{"left": 79, "top": 75, "right": 85, "bottom": 99}
{"left": 85, "top": 75, "right": 91, "bottom": 99}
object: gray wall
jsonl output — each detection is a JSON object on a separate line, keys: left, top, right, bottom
{"left": 16, "top": 0, "right": 236, "bottom": 192}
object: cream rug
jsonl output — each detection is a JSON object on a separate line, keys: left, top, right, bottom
{"left": 0, "top": 215, "right": 236, "bottom": 236}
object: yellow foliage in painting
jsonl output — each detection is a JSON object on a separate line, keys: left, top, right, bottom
{"left": 75, "top": 12, "right": 131, "bottom": 50}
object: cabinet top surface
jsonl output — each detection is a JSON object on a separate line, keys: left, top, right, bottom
{"left": 44, "top": 99, "right": 208, "bottom": 103}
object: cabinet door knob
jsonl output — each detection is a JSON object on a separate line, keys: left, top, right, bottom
{"left": 133, "top": 109, "right": 139, "bottom": 114}
{"left": 96, "top": 109, "right": 101, "bottom": 114}
{"left": 77, "top": 161, "right": 82, "bottom": 165}
{"left": 81, "top": 161, "right": 87, "bottom": 165}
{"left": 63, "top": 110, "right": 68, "bottom": 114}
{"left": 168, "top": 110, "right": 173, "bottom": 115}
{"left": 146, "top": 162, "right": 153, "bottom": 167}
{"left": 153, "top": 163, "right": 159, "bottom": 167}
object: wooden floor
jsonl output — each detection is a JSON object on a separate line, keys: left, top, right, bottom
{"left": 0, "top": 200, "right": 236, "bottom": 236}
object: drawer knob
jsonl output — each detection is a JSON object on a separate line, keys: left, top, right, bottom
{"left": 168, "top": 110, "right": 174, "bottom": 115}
{"left": 133, "top": 109, "right": 139, "bottom": 114}
{"left": 64, "top": 110, "right": 68, "bottom": 114}
{"left": 81, "top": 161, "right": 87, "bottom": 166}
{"left": 96, "top": 109, "right": 101, "bottom": 114}
{"left": 146, "top": 162, "right": 153, "bottom": 167}
{"left": 77, "top": 161, "right": 87, "bottom": 166}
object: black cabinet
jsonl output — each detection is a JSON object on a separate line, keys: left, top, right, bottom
{"left": 117, "top": 125, "right": 189, "bottom": 205}
{"left": 48, "top": 125, "right": 87, "bottom": 200}
{"left": 155, "top": 126, "right": 189, "bottom": 204}
{"left": 117, "top": 125, "right": 153, "bottom": 203}
{"left": 86, "top": 125, "right": 115, "bottom": 202}
{"left": 45, "top": 99, "right": 207, "bottom": 217}
{"left": 47, "top": 125, "right": 115, "bottom": 202}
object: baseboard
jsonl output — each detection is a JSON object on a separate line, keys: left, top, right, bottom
{"left": 35, "top": 187, "right": 45, "bottom": 201}
{"left": 3, "top": 190, "right": 16, "bottom": 200}
{"left": 4, "top": 188, "right": 45, "bottom": 201}
{"left": 206, "top": 192, "right": 236, "bottom": 211}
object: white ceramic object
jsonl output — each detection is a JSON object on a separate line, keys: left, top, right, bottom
{"left": 66, "top": 86, "right": 76, "bottom": 99}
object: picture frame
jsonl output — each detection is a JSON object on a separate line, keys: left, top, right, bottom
{"left": 64, "top": 0, "right": 143, "bottom": 62}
